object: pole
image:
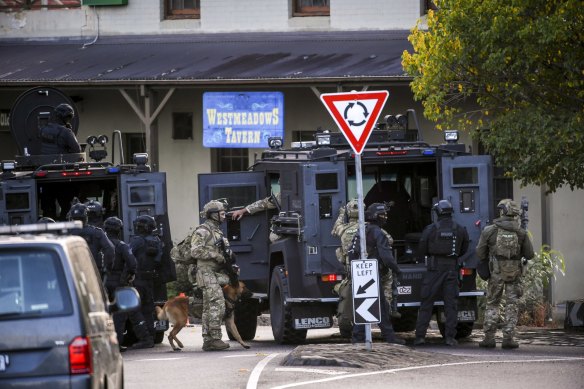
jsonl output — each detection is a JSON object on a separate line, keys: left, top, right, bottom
{"left": 355, "top": 153, "right": 372, "bottom": 351}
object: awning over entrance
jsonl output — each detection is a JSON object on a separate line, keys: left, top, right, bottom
{"left": 0, "top": 30, "right": 412, "bottom": 87}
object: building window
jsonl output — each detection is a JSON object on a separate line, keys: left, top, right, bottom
{"left": 165, "top": 0, "right": 200, "bottom": 19}
{"left": 122, "top": 133, "right": 146, "bottom": 163}
{"left": 172, "top": 112, "right": 193, "bottom": 140}
{"left": 212, "top": 148, "right": 249, "bottom": 173}
{"left": 294, "top": 0, "right": 329, "bottom": 17}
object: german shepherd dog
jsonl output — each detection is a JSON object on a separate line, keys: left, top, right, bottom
{"left": 155, "top": 281, "right": 251, "bottom": 351}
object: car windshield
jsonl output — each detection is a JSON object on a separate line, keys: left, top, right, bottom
{"left": 0, "top": 248, "right": 72, "bottom": 319}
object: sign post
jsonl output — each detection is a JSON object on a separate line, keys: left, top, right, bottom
{"left": 320, "top": 90, "right": 388, "bottom": 350}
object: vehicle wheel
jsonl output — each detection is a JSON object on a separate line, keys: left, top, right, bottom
{"left": 154, "top": 330, "right": 165, "bottom": 344}
{"left": 437, "top": 321, "right": 474, "bottom": 339}
{"left": 269, "top": 266, "right": 307, "bottom": 344}
{"left": 233, "top": 297, "right": 259, "bottom": 340}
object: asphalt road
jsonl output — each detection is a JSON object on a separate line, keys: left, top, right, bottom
{"left": 123, "top": 323, "right": 584, "bottom": 389}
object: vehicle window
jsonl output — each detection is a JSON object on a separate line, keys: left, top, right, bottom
{"left": 129, "top": 185, "right": 156, "bottom": 205}
{"left": 315, "top": 173, "right": 337, "bottom": 191}
{"left": 0, "top": 249, "right": 72, "bottom": 319}
{"left": 5, "top": 193, "right": 30, "bottom": 211}
{"left": 69, "top": 244, "right": 106, "bottom": 313}
{"left": 211, "top": 185, "right": 257, "bottom": 209}
{"left": 452, "top": 167, "right": 479, "bottom": 186}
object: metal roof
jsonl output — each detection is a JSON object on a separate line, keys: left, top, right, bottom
{"left": 0, "top": 30, "right": 412, "bottom": 87}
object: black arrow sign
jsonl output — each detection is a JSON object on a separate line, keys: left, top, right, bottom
{"left": 357, "top": 278, "right": 375, "bottom": 295}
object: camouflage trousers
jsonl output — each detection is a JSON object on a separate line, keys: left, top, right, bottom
{"left": 381, "top": 271, "right": 394, "bottom": 308}
{"left": 196, "top": 269, "right": 229, "bottom": 342}
{"left": 483, "top": 270, "right": 523, "bottom": 339}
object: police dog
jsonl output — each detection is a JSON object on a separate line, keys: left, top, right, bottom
{"left": 155, "top": 281, "right": 251, "bottom": 351}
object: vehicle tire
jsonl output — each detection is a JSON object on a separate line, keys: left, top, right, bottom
{"left": 233, "top": 297, "right": 259, "bottom": 341}
{"left": 269, "top": 266, "right": 307, "bottom": 344}
{"left": 437, "top": 321, "right": 474, "bottom": 339}
{"left": 154, "top": 330, "right": 165, "bottom": 344}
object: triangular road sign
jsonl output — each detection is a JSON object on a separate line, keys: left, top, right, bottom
{"left": 320, "top": 91, "right": 389, "bottom": 154}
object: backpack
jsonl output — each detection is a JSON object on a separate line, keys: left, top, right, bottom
{"left": 494, "top": 227, "right": 519, "bottom": 260}
{"left": 170, "top": 228, "right": 197, "bottom": 266}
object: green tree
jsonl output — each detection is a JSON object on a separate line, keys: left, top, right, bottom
{"left": 402, "top": 0, "right": 584, "bottom": 192}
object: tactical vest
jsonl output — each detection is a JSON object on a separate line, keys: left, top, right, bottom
{"left": 427, "top": 221, "right": 458, "bottom": 257}
{"left": 39, "top": 123, "right": 65, "bottom": 154}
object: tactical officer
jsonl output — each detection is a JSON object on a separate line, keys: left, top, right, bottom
{"left": 103, "top": 217, "right": 153, "bottom": 350}
{"left": 414, "top": 200, "right": 469, "bottom": 346}
{"left": 69, "top": 203, "right": 115, "bottom": 281}
{"left": 85, "top": 199, "right": 104, "bottom": 228}
{"left": 477, "top": 199, "right": 534, "bottom": 349}
{"left": 331, "top": 198, "right": 361, "bottom": 272}
{"left": 192, "top": 199, "right": 233, "bottom": 351}
{"left": 352, "top": 203, "right": 405, "bottom": 345}
{"left": 39, "top": 103, "right": 81, "bottom": 155}
{"left": 129, "top": 215, "right": 163, "bottom": 347}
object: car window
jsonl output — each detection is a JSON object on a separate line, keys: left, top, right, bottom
{"left": 69, "top": 244, "right": 106, "bottom": 313}
{"left": 0, "top": 248, "right": 72, "bottom": 319}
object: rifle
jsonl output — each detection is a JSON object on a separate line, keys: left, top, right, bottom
{"left": 216, "top": 238, "right": 239, "bottom": 286}
{"left": 520, "top": 196, "right": 529, "bottom": 230}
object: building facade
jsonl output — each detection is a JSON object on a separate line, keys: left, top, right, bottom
{"left": 0, "top": 0, "right": 581, "bottom": 308}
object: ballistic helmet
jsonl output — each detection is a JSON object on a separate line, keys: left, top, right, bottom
{"left": 346, "top": 199, "right": 362, "bottom": 220}
{"left": 85, "top": 200, "right": 103, "bottom": 219}
{"left": 497, "top": 199, "right": 520, "bottom": 217}
{"left": 202, "top": 199, "right": 228, "bottom": 222}
{"left": 133, "top": 215, "right": 156, "bottom": 235}
{"left": 69, "top": 203, "right": 88, "bottom": 221}
{"left": 365, "top": 203, "right": 387, "bottom": 224}
{"left": 38, "top": 217, "right": 56, "bottom": 223}
{"left": 432, "top": 200, "right": 453, "bottom": 217}
{"left": 104, "top": 216, "right": 123, "bottom": 236}
{"left": 54, "top": 103, "right": 74, "bottom": 125}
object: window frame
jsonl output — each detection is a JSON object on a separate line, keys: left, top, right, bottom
{"left": 293, "top": 0, "right": 330, "bottom": 17}
{"left": 165, "top": 0, "right": 200, "bottom": 20}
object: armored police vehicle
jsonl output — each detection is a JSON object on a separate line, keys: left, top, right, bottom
{"left": 200, "top": 111, "right": 493, "bottom": 344}
{"left": 0, "top": 87, "right": 176, "bottom": 343}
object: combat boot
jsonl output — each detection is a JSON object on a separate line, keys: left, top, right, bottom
{"left": 502, "top": 338, "right": 519, "bottom": 349}
{"left": 413, "top": 337, "right": 426, "bottom": 346}
{"left": 444, "top": 337, "right": 458, "bottom": 346}
{"left": 130, "top": 336, "right": 154, "bottom": 350}
{"left": 202, "top": 339, "right": 230, "bottom": 351}
{"left": 479, "top": 333, "right": 496, "bottom": 348}
{"left": 386, "top": 335, "right": 406, "bottom": 345}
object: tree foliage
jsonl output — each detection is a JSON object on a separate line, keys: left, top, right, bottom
{"left": 402, "top": 0, "right": 584, "bottom": 192}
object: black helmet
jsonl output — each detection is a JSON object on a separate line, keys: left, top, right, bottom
{"left": 365, "top": 203, "right": 387, "bottom": 224}
{"left": 38, "top": 217, "right": 56, "bottom": 223}
{"left": 133, "top": 215, "right": 156, "bottom": 235}
{"left": 432, "top": 200, "right": 453, "bottom": 217}
{"left": 85, "top": 199, "right": 103, "bottom": 218}
{"left": 54, "top": 103, "right": 74, "bottom": 125}
{"left": 69, "top": 203, "right": 88, "bottom": 223}
{"left": 104, "top": 216, "right": 123, "bottom": 235}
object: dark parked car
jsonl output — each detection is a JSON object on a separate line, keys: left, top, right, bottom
{"left": 0, "top": 221, "right": 140, "bottom": 388}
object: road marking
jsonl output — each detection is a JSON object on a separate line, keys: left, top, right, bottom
{"left": 126, "top": 357, "right": 186, "bottom": 362}
{"left": 246, "top": 353, "right": 280, "bottom": 389}
{"left": 223, "top": 354, "right": 263, "bottom": 358}
{"left": 269, "top": 357, "right": 584, "bottom": 388}
{"left": 275, "top": 367, "right": 349, "bottom": 375}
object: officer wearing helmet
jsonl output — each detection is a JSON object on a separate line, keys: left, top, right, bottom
{"left": 352, "top": 203, "right": 405, "bottom": 345}
{"left": 103, "top": 217, "right": 153, "bottom": 350}
{"left": 414, "top": 199, "right": 469, "bottom": 347}
{"left": 85, "top": 199, "right": 104, "bottom": 228}
{"left": 39, "top": 103, "right": 81, "bottom": 155}
{"left": 129, "top": 214, "right": 163, "bottom": 347}
{"left": 476, "top": 199, "right": 534, "bottom": 349}
{"left": 191, "top": 199, "right": 234, "bottom": 351}
{"left": 69, "top": 203, "right": 115, "bottom": 281}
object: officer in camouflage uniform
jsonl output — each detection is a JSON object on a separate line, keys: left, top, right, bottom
{"left": 331, "top": 199, "right": 361, "bottom": 272}
{"left": 477, "top": 199, "right": 534, "bottom": 349}
{"left": 192, "top": 200, "right": 232, "bottom": 351}
{"left": 231, "top": 192, "right": 281, "bottom": 242}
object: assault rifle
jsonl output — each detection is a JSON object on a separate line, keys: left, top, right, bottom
{"left": 216, "top": 238, "right": 239, "bottom": 286}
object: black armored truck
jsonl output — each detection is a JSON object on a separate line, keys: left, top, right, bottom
{"left": 0, "top": 87, "right": 176, "bottom": 343}
{"left": 199, "top": 111, "right": 493, "bottom": 344}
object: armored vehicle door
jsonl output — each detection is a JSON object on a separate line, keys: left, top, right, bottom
{"left": 0, "top": 178, "right": 38, "bottom": 225}
{"left": 120, "top": 172, "right": 168, "bottom": 240}
{"left": 198, "top": 172, "right": 268, "bottom": 291}
{"left": 441, "top": 155, "right": 493, "bottom": 261}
